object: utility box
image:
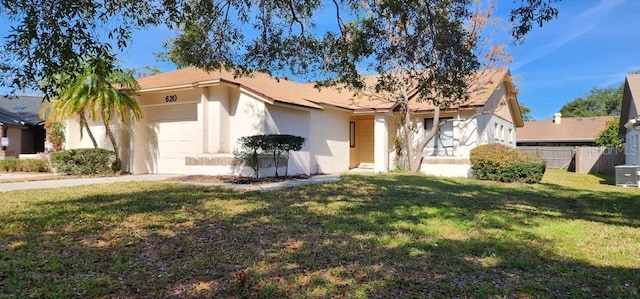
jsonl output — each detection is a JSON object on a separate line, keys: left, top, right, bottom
{"left": 614, "top": 165, "right": 640, "bottom": 187}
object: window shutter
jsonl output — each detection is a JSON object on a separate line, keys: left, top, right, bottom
{"left": 440, "top": 120, "right": 454, "bottom": 147}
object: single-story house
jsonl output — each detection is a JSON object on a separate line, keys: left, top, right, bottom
{"left": 0, "top": 96, "right": 46, "bottom": 159}
{"left": 65, "top": 67, "right": 523, "bottom": 177}
{"left": 517, "top": 113, "right": 614, "bottom": 147}
{"left": 619, "top": 73, "right": 640, "bottom": 165}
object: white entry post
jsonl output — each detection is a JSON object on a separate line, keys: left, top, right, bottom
{"left": 374, "top": 113, "right": 389, "bottom": 173}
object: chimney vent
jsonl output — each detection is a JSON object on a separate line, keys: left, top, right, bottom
{"left": 554, "top": 112, "right": 562, "bottom": 124}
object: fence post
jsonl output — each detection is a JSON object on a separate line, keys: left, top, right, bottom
{"left": 574, "top": 147, "right": 580, "bottom": 174}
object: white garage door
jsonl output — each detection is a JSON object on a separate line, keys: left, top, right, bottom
{"left": 148, "top": 104, "right": 198, "bottom": 174}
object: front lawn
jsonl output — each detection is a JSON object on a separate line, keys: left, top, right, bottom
{"left": 1, "top": 169, "right": 639, "bottom": 297}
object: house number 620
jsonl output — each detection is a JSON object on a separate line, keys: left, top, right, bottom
{"left": 165, "top": 95, "right": 177, "bottom": 102}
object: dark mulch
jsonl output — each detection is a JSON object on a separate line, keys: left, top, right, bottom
{"left": 170, "top": 174, "right": 311, "bottom": 185}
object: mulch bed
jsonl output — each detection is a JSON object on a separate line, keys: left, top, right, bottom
{"left": 170, "top": 174, "right": 311, "bottom": 185}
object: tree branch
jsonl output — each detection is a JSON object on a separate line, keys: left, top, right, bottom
{"left": 285, "top": 0, "right": 305, "bottom": 35}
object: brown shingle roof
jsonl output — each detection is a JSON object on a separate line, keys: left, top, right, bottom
{"left": 136, "top": 67, "right": 513, "bottom": 113}
{"left": 517, "top": 115, "right": 614, "bottom": 142}
{"left": 136, "top": 67, "right": 324, "bottom": 109}
{"left": 406, "top": 68, "right": 511, "bottom": 111}
{"left": 304, "top": 68, "right": 512, "bottom": 112}
{"left": 626, "top": 74, "right": 640, "bottom": 105}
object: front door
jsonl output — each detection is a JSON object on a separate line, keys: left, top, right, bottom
{"left": 349, "top": 117, "right": 374, "bottom": 168}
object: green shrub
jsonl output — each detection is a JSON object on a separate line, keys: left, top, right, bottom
{"left": 44, "top": 121, "right": 65, "bottom": 152}
{"left": 262, "top": 134, "right": 305, "bottom": 176}
{"left": 234, "top": 134, "right": 306, "bottom": 178}
{"left": 50, "top": 148, "right": 116, "bottom": 175}
{"left": 470, "top": 144, "right": 546, "bottom": 184}
{"left": 0, "top": 159, "right": 50, "bottom": 172}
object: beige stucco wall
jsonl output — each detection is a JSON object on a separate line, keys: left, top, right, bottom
{"left": 228, "top": 91, "right": 268, "bottom": 147}
{"left": 384, "top": 110, "right": 478, "bottom": 175}
{"left": 310, "top": 107, "right": 350, "bottom": 174}
{"left": 483, "top": 81, "right": 514, "bottom": 124}
{"left": 405, "top": 109, "right": 480, "bottom": 158}
{"left": 65, "top": 114, "right": 133, "bottom": 170}
{"left": 385, "top": 81, "right": 517, "bottom": 177}
{"left": 263, "top": 104, "right": 311, "bottom": 175}
{"left": 476, "top": 81, "right": 517, "bottom": 148}
{"left": 122, "top": 85, "right": 351, "bottom": 176}
{"left": 131, "top": 108, "right": 151, "bottom": 174}
{"left": 65, "top": 117, "right": 114, "bottom": 150}
{"left": 206, "top": 86, "right": 231, "bottom": 153}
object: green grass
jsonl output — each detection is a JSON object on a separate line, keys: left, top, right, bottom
{"left": 1, "top": 169, "right": 639, "bottom": 298}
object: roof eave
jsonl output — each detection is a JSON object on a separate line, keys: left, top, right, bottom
{"left": 138, "top": 84, "right": 197, "bottom": 93}
{"left": 502, "top": 70, "right": 524, "bottom": 128}
{"left": 273, "top": 100, "right": 323, "bottom": 111}
{"left": 352, "top": 107, "right": 394, "bottom": 114}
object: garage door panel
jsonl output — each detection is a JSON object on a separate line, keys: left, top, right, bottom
{"left": 147, "top": 104, "right": 199, "bottom": 173}
{"left": 149, "top": 105, "right": 197, "bottom": 122}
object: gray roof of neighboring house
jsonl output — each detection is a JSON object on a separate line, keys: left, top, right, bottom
{"left": 0, "top": 95, "right": 46, "bottom": 127}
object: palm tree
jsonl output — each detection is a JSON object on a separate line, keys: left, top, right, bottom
{"left": 47, "top": 56, "right": 142, "bottom": 170}
{"left": 42, "top": 75, "right": 99, "bottom": 149}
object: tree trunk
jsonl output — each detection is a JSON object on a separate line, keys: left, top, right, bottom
{"left": 273, "top": 151, "right": 279, "bottom": 177}
{"left": 410, "top": 106, "right": 441, "bottom": 172}
{"left": 80, "top": 113, "right": 98, "bottom": 148}
{"left": 404, "top": 103, "right": 415, "bottom": 171}
{"left": 101, "top": 111, "right": 121, "bottom": 171}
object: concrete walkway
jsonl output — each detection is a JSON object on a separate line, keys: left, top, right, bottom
{"left": 0, "top": 174, "right": 175, "bottom": 192}
{"left": 0, "top": 173, "right": 341, "bottom": 193}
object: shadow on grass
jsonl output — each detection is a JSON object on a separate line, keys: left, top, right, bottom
{"left": 1, "top": 176, "right": 639, "bottom": 297}
{"left": 592, "top": 173, "right": 617, "bottom": 186}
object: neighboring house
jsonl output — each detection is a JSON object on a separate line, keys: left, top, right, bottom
{"left": 0, "top": 96, "right": 46, "bottom": 159}
{"left": 619, "top": 73, "right": 640, "bottom": 165}
{"left": 517, "top": 113, "right": 614, "bottom": 147}
{"left": 65, "top": 67, "right": 522, "bottom": 177}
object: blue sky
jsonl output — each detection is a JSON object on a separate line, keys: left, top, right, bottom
{"left": 504, "top": 0, "right": 640, "bottom": 120}
{"left": 4, "top": 0, "right": 639, "bottom": 120}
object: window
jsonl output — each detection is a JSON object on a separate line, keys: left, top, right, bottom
{"left": 349, "top": 121, "right": 355, "bottom": 147}
{"left": 424, "top": 117, "right": 454, "bottom": 148}
{"left": 494, "top": 123, "right": 499, "bottom": 140}
{"left": 500, "top": 125, "right": 504, "bottom": 141}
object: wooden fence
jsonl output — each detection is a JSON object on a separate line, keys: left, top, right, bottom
{"left": 517, "top": 146, "right": 625, "bottom": 175}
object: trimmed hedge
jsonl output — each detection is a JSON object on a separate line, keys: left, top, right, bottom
{"left": 0, "top": 159, "right": 50, "bottom": 172}
{"left": 470, "top": 144, "right": 546, "bottom": 184}
{"left": 50, "top": 148, "right": 116, "bottom": 175}
{"left": 235, "top": 134, "right": 306, "bottom": 178}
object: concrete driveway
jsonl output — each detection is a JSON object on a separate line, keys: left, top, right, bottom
{"left": 0, "top": 174, "right": 176, "bottom": 193}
